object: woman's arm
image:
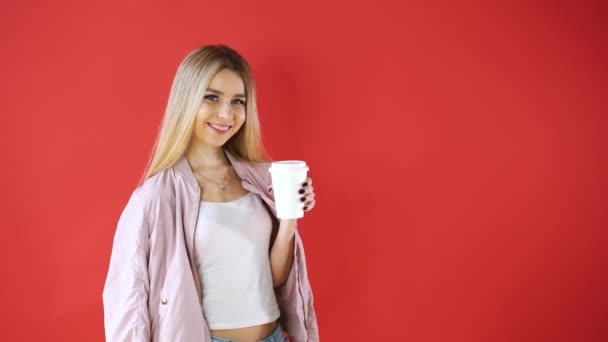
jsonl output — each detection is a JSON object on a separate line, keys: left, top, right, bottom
{"left": 270, "top": 219, "right": 296, "bottom": 288}
{"left": 269, "top": 177, "right": 316, "bottom": 288}
{"left": 102, "top": 191, "right": 151, "bottom": 342}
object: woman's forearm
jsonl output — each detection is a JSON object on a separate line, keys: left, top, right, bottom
{"left": 269, "top": 219, "right": 296, "bottom": 288}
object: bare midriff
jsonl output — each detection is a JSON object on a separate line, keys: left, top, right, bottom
{"left": 210, "top": 320, "right": 278, "bottom": 342}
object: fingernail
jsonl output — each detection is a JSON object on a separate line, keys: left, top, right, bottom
{"left": 300, "top": 196, "right": 306, "bottom": 202}
{"left": 302, "top": 182, "right": 308, "bottom": 187}
{"left": 303, "top": 206, "right": 308, "bottom": 210}
{"left": 298, "top": 189, "right": 305, "bottom": 194}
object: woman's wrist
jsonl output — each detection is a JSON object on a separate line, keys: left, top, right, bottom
{"left": 279, "top": 218, "right": 297, "bottom": 235}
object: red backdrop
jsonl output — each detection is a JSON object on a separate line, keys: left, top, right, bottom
{"left": 1, "top": 1, "right": 607, "bottom": 341}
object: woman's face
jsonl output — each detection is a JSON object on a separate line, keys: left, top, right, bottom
{"left": 191, "top": 68, "right": 247, "bottom": 148}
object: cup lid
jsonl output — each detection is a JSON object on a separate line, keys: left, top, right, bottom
{"left": 269, "top": 160, "right": 308, "bottom": 171}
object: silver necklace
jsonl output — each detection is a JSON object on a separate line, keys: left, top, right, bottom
{"left": 195, "top": 165, "right": 230, "bottom": 191}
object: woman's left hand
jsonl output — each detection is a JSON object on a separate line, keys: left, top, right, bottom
{"left": 268, "top": 177, "right": 316, "bottom": 214}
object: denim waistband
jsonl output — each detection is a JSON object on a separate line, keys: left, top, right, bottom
{"left": 210, "top": 322, "right": 285, "bottom": 342}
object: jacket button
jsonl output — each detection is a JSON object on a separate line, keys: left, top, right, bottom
{"left": 161, "top": 297, "right": 168, "bottom": 305}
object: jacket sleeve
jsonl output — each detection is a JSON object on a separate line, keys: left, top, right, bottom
{"left": 102, "top": 191, "right": 151, "bottom": 341}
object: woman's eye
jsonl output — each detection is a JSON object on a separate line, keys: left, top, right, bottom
{"left": 232, "top": 99, "right": 246, "bottom": 106}
{"left": 204, "top": 95, "right": 218, "bottom": 101}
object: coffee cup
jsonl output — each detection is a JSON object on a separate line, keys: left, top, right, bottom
{"left": 268, "top": 161, "right": 309, "bottom": 219}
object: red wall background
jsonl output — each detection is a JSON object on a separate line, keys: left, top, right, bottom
{"left": 1, "top": 1, "right": 607, "bottom": 341}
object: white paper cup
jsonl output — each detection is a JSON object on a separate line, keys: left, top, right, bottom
{"left": 269, "top": 161, "right": 309, "bottom": 219}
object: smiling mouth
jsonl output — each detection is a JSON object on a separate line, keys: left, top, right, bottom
{"left": 207, "top": 122, "right": 233, "bottom": 134}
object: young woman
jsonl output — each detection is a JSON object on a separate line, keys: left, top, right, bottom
{"left": 102, "top": 45, "right": 319, "bottom": 342}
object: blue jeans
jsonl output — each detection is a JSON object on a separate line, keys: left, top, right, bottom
{"left": 211, "top": 322, "right": 288, "bottom": 342}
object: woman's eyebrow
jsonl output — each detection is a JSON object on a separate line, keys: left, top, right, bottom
{"left": 206, "top": 87, "right": 246, "bottom": 98}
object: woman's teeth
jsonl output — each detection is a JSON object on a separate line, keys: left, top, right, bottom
{"left": 208, "top": 123, "right": 231, "bottom": 133}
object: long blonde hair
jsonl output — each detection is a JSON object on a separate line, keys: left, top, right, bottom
{"left": 140, "top": 44, "right": 270, "bottom": 185}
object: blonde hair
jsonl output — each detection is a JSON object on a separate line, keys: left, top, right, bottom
{"left": 140, "top": 44, "right": 270, "bottom": 185}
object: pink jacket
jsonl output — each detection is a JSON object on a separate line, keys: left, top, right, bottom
{"left": 102, "top": 150, "right": 319, "bottom": 341}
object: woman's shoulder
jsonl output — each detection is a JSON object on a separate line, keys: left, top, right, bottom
{"left": 226, "top": 150, "right": 272, "bottom": 182}
{"left": 250, "top": 159, "right": 272, "bottom": 173}
{"left": 243, "top": 159, "right": 272, "bottom": 183}
{"left": 129, "top": 167, "right": 178, "bottom": 205}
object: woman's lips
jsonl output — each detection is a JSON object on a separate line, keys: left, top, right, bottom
{"left": 207, "top": 122, "right": 232, "bottom": 135}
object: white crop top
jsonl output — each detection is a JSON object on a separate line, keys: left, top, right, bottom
{"left": 193, "top": 191, "right": 281, "bottom": 329}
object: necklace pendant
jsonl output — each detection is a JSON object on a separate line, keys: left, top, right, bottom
{"left": 219, "top": 184, "right": 226, "bottom": 191}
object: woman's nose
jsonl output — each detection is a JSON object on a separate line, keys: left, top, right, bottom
{"left": 218, "top": 101, "right": 233, "bottom": 118}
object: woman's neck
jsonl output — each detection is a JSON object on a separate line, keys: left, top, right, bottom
{"left": 185, "top": 144, "right": 229, "bottom": 171}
